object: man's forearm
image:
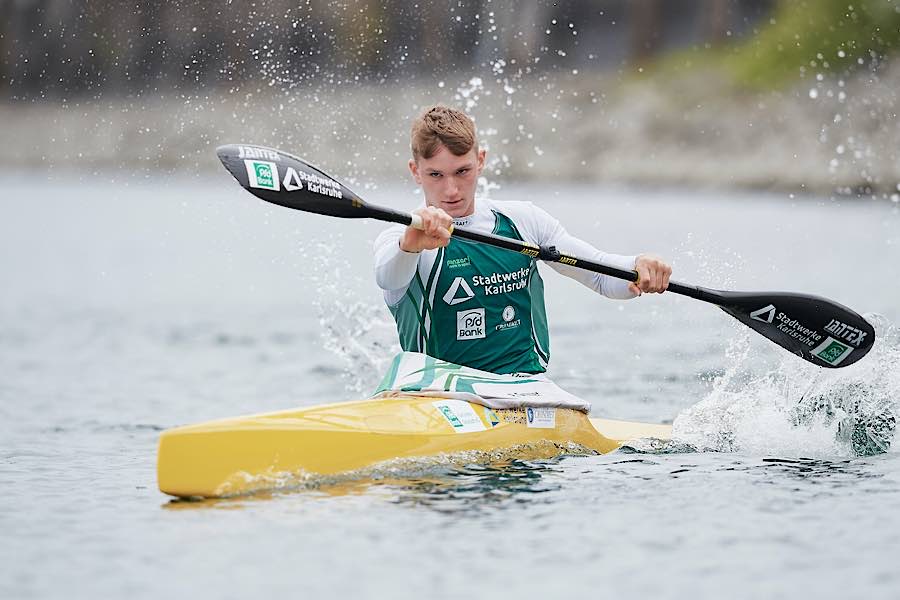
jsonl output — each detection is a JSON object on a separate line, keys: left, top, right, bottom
{"left": 374, "top": 228, "right": 420, "bottom": 291}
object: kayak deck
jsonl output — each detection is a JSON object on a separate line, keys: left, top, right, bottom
{"left": 157, "top": 396, "right": 672, "bottom": 498}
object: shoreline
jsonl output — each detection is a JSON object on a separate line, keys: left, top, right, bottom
{"left": 3, "top": 65, "right": 899, "bottom": 197}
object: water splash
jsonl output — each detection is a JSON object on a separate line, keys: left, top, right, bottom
{"left": 307, "top": 239, "right": 399, "bottom": 395}
{"left": 673, "top": 314, "right": 899, "bottom": 457}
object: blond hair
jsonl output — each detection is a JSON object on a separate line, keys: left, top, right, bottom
{"left": 410, "top": 105, "right": 477, "bottom": 161}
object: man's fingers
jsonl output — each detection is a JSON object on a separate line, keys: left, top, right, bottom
{"left": 635, "top": 266, "right": 649, "bottom": 292}
{"left": 660, "top": 264, "right": 671, "bottom": 292}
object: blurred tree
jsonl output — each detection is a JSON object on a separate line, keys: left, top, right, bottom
{"left": 629, "top": 0, "right": 663, "bottom": 62}
{"left": 0, "top": 0, "right": 778, "bottom": 100}
{"left": 727, "top": 0, "right": 900, "bottom": 87}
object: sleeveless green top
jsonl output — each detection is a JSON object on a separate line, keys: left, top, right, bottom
{"left": 387, "top": 210, "right": 550, "bottom": 374}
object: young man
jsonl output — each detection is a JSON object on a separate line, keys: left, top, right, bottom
{"left": 374, "top": 105, "right": 671, "bottom": 376}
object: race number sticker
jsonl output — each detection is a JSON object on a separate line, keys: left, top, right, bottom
{"left": 526, "top": 407, "right": 556, "bottom": 429}
{"left": 432, "top": 400, "right": 487, "bottom": 433}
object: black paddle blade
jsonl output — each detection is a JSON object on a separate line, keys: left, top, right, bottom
{"left": 216, "top": 144, "right": 374, "bottom": 219}
{"left": 717, "top": 291, "right": 875, "bottom": 368}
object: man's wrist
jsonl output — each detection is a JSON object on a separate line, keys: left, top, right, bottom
{"left": 398, "top": 238, "right": 421, "bottom": 254}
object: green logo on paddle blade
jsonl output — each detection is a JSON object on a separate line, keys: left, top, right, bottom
{"left": 253, "top": 162, "right": 275, "bottom": 189}
{"left": 816, "top": 340, "right": 850, "bottom": 364}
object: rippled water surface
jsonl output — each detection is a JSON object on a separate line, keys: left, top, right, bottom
{"left": 2, "top": 172, "right": 899, "bottom": 599}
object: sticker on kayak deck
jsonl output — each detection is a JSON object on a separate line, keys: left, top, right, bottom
{"left": 244, "top": 160, "right": 279, "bottom": 191}
{"left": 484, "top": 407, "right": 501, "bottom": 428}
{"left": 810, "top": 336, "right": 854, "bottom": 366}
{"left": 526, "top": 407, "right": 556, "bottom": 429}
{"left": 432, "top": 400, "right": 486, "bottom": 433}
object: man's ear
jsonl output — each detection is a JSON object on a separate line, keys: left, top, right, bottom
{"left": 409, "top": 159, "right": 422, "bottom": 184}
{"left": 476, "top": 148, "right": 486, "bottom": 174}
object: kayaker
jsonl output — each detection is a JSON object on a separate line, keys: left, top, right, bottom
{"left": 374, "top": 104, "right": 672, "bottom": 375}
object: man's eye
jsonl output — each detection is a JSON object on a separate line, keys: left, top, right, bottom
{"left": 429, "top": 172, "right": 441, "bottom": 178}
{"left": 457, "top": 169, "right": 469, "bottom": 175}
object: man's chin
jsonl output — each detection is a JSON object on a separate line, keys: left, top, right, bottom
{"left": 441, "top": 201, "right": 473, "bottom": 218}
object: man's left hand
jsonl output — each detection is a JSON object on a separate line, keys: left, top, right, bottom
{"left": 629, "top": 254, "right": 672, "bottom": 295}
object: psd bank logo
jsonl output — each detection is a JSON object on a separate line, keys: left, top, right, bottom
{"left": 244, "top": 160, "right": 280, "bottom": 191}
{"left": 457, "top": 308, "right": 485, "bottom": 340}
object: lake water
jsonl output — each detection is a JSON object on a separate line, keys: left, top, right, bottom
{"left": 2, "top": 171, "right": 899, "bottom": 599}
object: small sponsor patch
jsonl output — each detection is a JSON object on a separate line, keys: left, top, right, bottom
{"left": 484, "top": 406, "right": 501, "bottom": 427}
{"left": 526, "top": 407, "right": 556, "bottom": 429}
{"left": 810, "top": 336, "right": 854, "bottom": 366}
{"left": 457, "top": 308, "right": 485, "bottom": 340}
{"left": 432, "top": 400, "right": 486, "bottom": 433}
{"left": 447, "top": 257, "right": 471, "bottom": 269}
{"left": 244, "top": 160, "right": 279, "bottom": 191}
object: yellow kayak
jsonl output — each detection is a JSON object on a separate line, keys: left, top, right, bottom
{"left": 157, "top": 395, "right": 672, "bottom": 498}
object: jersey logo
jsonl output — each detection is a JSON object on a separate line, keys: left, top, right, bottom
{"left": 457, "top": 308, "right": 485, "bottom": 340}
{"left": 443, "top": 276, "right": 475, "bottom": 305}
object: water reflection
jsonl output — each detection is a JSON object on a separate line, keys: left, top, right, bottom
{"left": 386, "top": 460, "right": 564, "bottom": 513}
{"left": 162, "top": 458, "right": 569, "bottom": 512}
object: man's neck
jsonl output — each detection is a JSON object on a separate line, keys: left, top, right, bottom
{"left": 452, "top": 199, "right": 480, "bottom": 226}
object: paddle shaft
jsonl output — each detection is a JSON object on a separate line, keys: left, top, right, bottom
{"left": 381, "top": 205, "right": 716, "bottom": 302}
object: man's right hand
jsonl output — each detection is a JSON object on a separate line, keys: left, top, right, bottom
{"left": 399, "top": 206, "right": 454, "bottom": 253}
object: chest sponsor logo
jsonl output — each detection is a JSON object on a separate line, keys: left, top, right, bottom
{"left": 443, "top": 276, "right": 475, "bottom": 305}
{"left": 502, "top": 306, "right": 516, "bottom": 322}
{"left": 244, "top": 160, "right": 279, "bottom": 191}
{"left": 496, "top": 305, "right": 521, "bottom": 332}
{"left": 457, "top": 308, "right": 485, "bottom": 340}
{"left": 472, "top": 266, "right": 531, "bottom": 296}
{"left": 446, "top": 257, "right": 471, "bottom": 269}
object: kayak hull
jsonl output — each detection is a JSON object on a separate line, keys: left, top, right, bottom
{"left": 157, "top": 396, "right": 672, "bottom": 498}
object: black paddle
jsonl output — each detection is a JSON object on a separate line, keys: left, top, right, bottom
{"left": 217, "top": 143, "right": 876, "bottom": 369}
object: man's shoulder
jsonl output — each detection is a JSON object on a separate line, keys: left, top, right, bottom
{"left": 487, "top": 198, "right": 557, "bottom": 226}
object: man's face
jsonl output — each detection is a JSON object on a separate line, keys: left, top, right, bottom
{"left": 409, "top": 144, "right": 485, "bottom": 218}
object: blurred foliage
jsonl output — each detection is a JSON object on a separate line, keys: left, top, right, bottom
{"left": 726, "top": 0, "right": 900, "bottom": 87}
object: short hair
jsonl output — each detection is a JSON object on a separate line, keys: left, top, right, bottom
{"left": 410, "top": 105, "right": 477, "bottom": 161}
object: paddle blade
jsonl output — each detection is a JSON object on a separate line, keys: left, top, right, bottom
{"left": 717, "top": 291, "right": 875, "bottom": 368}
{"left": 216, "top": 144, "right": 374, "bottom": 219}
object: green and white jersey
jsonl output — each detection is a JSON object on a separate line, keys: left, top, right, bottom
{"left": 374, "top": 198, "right": 637, "bottom": 375}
